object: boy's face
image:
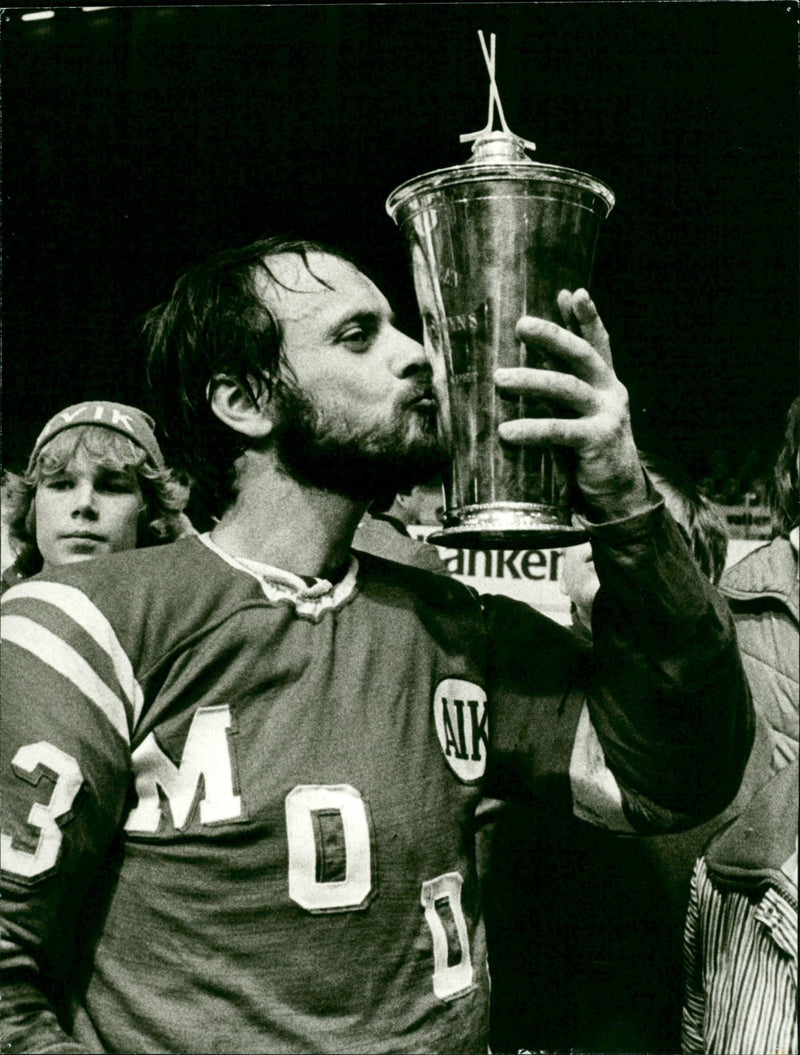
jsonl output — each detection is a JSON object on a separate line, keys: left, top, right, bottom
{"left": 34, "top": 446, "right": 144, "bottom": 569}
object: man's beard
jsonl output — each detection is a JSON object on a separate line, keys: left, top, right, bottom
{"left": 268, "top": 380, "right": 450, "bottom": 504}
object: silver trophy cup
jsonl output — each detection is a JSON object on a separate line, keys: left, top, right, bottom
{"left": 387, "top": 129, "right": 614, "bottom": 549}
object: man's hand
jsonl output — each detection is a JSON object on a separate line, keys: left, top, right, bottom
{"left": 494, "top": 289, "right": 649, "bottom": 522}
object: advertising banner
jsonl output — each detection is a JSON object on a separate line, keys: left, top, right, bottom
{"left": 410, "top": 528, "right": 766, "bottom": 627}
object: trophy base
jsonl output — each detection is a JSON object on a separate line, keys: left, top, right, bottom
{"left": 427, "top": 503, "right": 588, "bottom": 550}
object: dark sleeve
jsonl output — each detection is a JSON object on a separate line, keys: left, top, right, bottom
{"left": 481, "top": 595, "right": 589, "bottom": 826}
{"left": 1, "top": 585, "right": 132, "bottom": 1053}
{"left": 586, "top": 499, "right": 753, "bottom": 830}
{"left": 482, "top": 500, "right": 753, "bottom": 833}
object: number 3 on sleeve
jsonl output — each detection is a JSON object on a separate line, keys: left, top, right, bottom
{"left": 2, "top": 742, "right": 83, "bottom": 880}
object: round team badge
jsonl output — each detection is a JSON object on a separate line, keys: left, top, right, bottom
{"left": 433, "top": 678, "right": 488, "bottom": 783}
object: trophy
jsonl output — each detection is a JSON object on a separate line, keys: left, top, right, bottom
{"left": 387, "top": 33, "right": 614, "bottom": 548}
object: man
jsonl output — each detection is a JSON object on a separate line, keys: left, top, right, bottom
{"left": 1, "top": 236, "right": 752, "bottom": 1054}
{"left": 559, "top": 450, "right": 730, "bottom": 644}
{"left": 718, "top": 395, "right": 799, "bottom": 771}
{"left": 353, "top": 486, "right": 451, "bottom": 574}
{"left": 681, "top": 396, "right": 799, "bottom": 1055}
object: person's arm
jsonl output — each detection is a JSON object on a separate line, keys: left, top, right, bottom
{"left": 492, "top": 291, "right": 752, "bottom": 829}
{"left": 578, "top": 495, "right": 752, "bottom": 829}
{"left": 1, "top": 579, "right": 134, "bottom": 1053}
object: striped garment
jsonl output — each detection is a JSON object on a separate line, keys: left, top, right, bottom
{"left": 681, "top": 765, "right": 798, "bottom": 1055}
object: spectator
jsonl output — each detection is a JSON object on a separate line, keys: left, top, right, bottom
{"left": 353, "top": 485, "right": 451, "bottom": 574}
{"left": 681, "top": 759, "right": 797, "bottom": 1055}
{"left": 1, "top": 470, "right": 15, "bottom": 575}
{"left": 2, "top": 400, "right": 189, "bottom": 593}
{"left": 718, "top": 395, "right": 799, "bottom": 769}
{"left": 681, "top": 397, "right": 799, "bottom": 1055}
{"left": 560, "top": 450, "right": 729, "bottom": 644}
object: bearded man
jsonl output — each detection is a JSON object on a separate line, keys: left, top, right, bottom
{"left": 1, "top": 236, "right": 752, "bottom": 1055}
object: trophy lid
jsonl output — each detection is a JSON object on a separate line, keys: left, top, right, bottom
{"left": 387, "top": 33, "right": 614, "bottom": 218}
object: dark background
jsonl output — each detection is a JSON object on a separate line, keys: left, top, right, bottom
{"left": 2, "top": 2, "right": 798, "bottom": 485}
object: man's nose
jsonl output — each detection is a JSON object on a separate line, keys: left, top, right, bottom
{"left": 391, "top": 328, "right": 430, "bottom": 380}
{"left": 71, "top": 482, "right": 99, "bottom": 518}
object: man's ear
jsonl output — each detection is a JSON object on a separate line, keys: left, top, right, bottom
{"left": 207, "top": 375, "right": 274, "bottom": 439}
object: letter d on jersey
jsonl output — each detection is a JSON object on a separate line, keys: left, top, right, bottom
{"left": 433, "top": 679, "right": 487, "bottom": 783}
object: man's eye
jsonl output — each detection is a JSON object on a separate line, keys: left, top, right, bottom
{"left": 341, "top": 328, "right": 368, "bottom": 346}
{"left": 44, "top": 478, "right": 73, "bottom": 491}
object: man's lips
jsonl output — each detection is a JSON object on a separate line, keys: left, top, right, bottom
{"left": 409, "top": 388, "right": 437, "bottom": 409}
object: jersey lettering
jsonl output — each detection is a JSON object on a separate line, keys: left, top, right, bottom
{"left": 3, "top": 740, "right": 477, "bottom": 1005}
{"left": 109, "top": 408, "right": 135, "bottom": 432}
{"left": 421, "top": 871, "right": 474, "bottom": 1000}
{"left": 433, "top": 678, "right": 488, "bottom": 782}
{"left": 125, "top": 704, "right": 241, "bottom": 832}
{"left": 1, "top": 742, "right": 83, "bottom": 879}
{"left": 285, "top": 788, "right": 474, "bottom": 1000}
{"left": 286, "top": 784, "right": 374, "bottom": 912}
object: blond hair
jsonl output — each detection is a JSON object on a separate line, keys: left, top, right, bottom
{"left": 6, "top": 425, "right": 190, "bottom": 576}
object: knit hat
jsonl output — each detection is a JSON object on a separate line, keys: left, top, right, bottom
{"left": 29, "top": 401, "right": 165, "bottom": 470}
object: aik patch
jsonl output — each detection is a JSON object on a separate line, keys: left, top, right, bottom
{"left": 433, "top": 678, "right": 488, "bottom": 783}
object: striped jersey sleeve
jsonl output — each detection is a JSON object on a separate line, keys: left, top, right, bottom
{"left": 1, "top": 578, "right": 138, "bottom": 1053}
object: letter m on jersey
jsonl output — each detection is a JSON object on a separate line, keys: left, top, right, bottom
{"left": 125, "top": 705, "right": 241, "bottom": 832}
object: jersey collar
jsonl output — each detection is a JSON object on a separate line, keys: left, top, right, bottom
{"left": 197, "top": 533, "right": 360, "bottom": 618}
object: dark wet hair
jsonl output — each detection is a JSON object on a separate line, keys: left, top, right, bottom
{"left": 143, "top": 235, "right": 358, "bottom": 519}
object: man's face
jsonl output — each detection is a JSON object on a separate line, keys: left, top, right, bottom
{"left": 34, "top": 446, "right": 144, "bottom": 569}
{"left": 262, "top": 252, "right": 449, "bottom": 501}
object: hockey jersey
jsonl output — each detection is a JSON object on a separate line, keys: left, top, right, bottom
{"left": 1, "top": 505, "right": 751, "bottom": 1055}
